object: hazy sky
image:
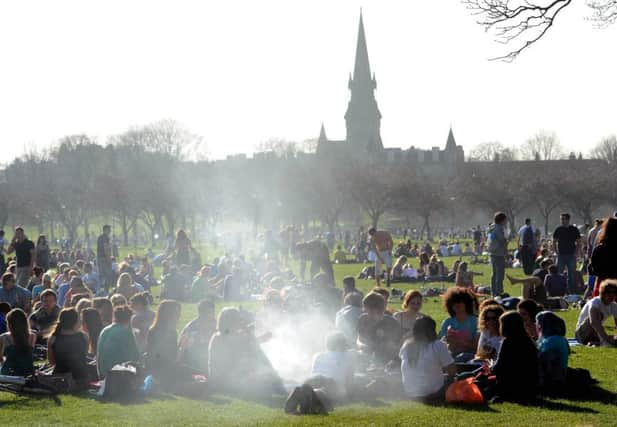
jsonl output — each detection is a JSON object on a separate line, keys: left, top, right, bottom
{"left": 0, "top": 1, "right": 616, "bottom": 162}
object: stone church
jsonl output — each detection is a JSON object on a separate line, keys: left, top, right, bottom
{"left": 315, "top": 13, "right": 465, "bottom": 177}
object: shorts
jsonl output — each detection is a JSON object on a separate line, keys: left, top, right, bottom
{"left": 374, "top": 251, "right": 392, "bottom": 276}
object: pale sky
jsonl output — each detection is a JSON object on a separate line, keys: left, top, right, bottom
{"left": 0, "top": 0, "right": 616, "bottom": 162}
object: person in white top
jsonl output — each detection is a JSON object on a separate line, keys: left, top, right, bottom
{"left": 475, "top": 304, "right": 504, "bottom": 361}
{"left": 308, "top": 331, "right": 355, "bottom": 402}
{"left": 399, "top": 316, "right": 456, "bottom": 400}
{"left": 575, "top": 280, "right": 617, "bottom": 346}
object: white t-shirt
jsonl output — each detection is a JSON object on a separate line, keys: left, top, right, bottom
{"left": 399, "top": 340, "right": 453, "bottom": 398}
{"left": 477, "top": 331, "right": 503, "bottom": 357}
{"left": 576, "top": 296, "right": 617, "bottom": 329}
{"left": 402, "top": 267, "right": 418, "bottom": 279}
{"left": 311, "top": 350, "right": 355, "bottom": 398}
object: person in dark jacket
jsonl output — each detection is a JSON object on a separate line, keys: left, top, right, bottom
{"left": 590, "top": 216, "right": 617, "bottom": 297}
{"left": 492, "top": 311, "right": 538, "bottom": 402}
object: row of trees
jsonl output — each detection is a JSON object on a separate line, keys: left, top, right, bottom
{"left": 468, "top": 131, "right": 617, "bottom": 163}
{"left": 2, "top": 121, "right": 616, "bottom": 245}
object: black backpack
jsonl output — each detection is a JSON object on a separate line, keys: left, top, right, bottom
{"left": 522, "top": 226, "right": 534, "bottom": 248}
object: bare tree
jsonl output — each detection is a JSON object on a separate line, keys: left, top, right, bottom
{"left": 590, "top": 135, "right": 617, "bottom": 163}
{"left": 255, "top": 138, "right": 299, "bottom": 158}
{"left": 468, "top": 141, "right": 518, "bottom": 162}
{"left": 521, "top": 130, "right": 564, "bottom": 160}
{"left": 589, "top": 1, "right": 617, "bottom": 27}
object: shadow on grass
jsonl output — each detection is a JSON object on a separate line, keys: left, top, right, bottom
{"left": 542, "top": 385, "right": 617, "bottom": 405}
{"left": 519, "top": 398, "right": 599, "bottom": 414}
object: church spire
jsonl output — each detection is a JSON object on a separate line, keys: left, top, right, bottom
{"left": 352, "top": 11, "right": 372, "bottom": 85}
{"left": 445, "top": 126, "right": 457, "bottom": 151}
{"left": 345, "top": 11, "right": 382, "bottom": 153}
{"left": 318, "top": 123, "right": 328, "bottom": 143}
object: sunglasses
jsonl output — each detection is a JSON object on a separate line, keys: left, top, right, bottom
{"left": 485, "top": 316, "right": 498, "bottom": 321}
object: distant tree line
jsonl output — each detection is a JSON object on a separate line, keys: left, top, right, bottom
{"left": 1, "top": 121, "right": 616, "bottom": 244}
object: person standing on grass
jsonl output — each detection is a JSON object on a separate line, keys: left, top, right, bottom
{"left": 487, "top": 212, "right": 508, "bottom": 297}
{"left": 517, "top": 218, "right": 536, "bottom": 275}
{"left": 97, "top": 225, "right": 113, "bottom": 294}
{"left": 553, "top": 213, "right": 581, "bottom": 294}
{"left": 368, "top": 227, "right": 393, "bottom": 287}
{"left": 6, "top": 227, "right": 35, "bottom": 289}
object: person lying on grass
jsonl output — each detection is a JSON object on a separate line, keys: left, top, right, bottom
{"left": 575, "top": 279, "right": 617, "bottom": 347}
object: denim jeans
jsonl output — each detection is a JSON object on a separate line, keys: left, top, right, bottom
{"left": 557, "top": 254, "right": 577, "bottom": 294}
{"left": 490, "top": 255, "right": 505, "bottom": 296}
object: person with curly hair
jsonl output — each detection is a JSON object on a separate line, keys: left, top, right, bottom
{"left": 438, "top": 287, "right": 479, "bottom": 360}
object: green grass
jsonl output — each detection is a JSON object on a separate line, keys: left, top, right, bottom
{"left": 1, "top": 252, "right": 616, "bottom": 426}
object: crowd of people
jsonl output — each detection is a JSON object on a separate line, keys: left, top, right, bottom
{"left": 0, "top": 212, "right": 615, "bottom": 410}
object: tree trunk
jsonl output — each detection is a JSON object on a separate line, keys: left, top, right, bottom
{"left": 121, "top": 213, "right": 129, "bottom": 247}
{"left": 423, "top": 215, "right": 432, "bottom": 241}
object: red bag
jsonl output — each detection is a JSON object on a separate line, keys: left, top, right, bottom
{"left": 445, "top": 377, "right": 484, "bottom": 404}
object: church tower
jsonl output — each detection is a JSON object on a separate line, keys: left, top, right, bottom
{"left": 344, "top": 12, "right": 383, "bottom": 153}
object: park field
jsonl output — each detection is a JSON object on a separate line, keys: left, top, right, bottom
{"left": 0, "top": 252, "right": 615, "bottom": 426}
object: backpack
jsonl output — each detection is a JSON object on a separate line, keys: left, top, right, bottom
{"left": 522, "top": 226, "right": 534, "bottom": 248}
{"left": 103, "top": 362, "right": 141, "bottom": 400}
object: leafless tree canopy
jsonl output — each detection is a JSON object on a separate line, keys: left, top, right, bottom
{"left": 468, "top": 141, "right": 518, "bottom": 162}
{"left": 590, "top": 134, "right": 617, "bottom": 162}
{"left": 589, "top": 0, "right": 617, "bottom": 27}
{"left": 521, "top": 130, "right": 564, "bottom": 160}
{"left": 464, "top": 0, "right": 617, "bottom": 61}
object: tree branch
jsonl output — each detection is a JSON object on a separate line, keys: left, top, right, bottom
{"left": 463, "top": 0, "right": 573, "bottom": 61}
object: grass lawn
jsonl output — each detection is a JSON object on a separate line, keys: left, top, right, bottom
{"left": 0, "top": 252, "right": 615, "bottom": 426}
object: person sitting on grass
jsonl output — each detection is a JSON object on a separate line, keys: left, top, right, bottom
{"left": 0, "top": 302, "right": 9, "bottom": 334}
{"left": 518, "top": 299, "right": 542, "bottom": 340}
{"left": 47, "top": 308, "right": 90, "bottom": 387}
{"left": 342, "top": 276, "right": 363, "bottom": 299}
{"left": 536, "top": 311, "right": 569, "bottom": 392}
{"left": 475, "top": 304, "right": 504, "bottom": 361}
{"left": 308, "top": 331, "right": 355, "bottom": 402}
{"left": 439, "top": 287, "right": 479, "bottom": 361}
{"left": 455, "top": 262, "right": 484, "bottom": 291}
{"left": 28, "top": 289, "right": 60, "bottom": 341}
{"left": 335, "top": 292, "right": 363, "bottom": 347}
{"left": 356, "top": 292, "right": 402, "bottom": 365}
{"left": 208, "top": 307, "right": 285, "bottom": 399}
{"left": 575, "top": 279, "right": 617, "bottom": 347}
{"left": 332, "top": 245, "right": 347, "bottom": 264}
{"left": 506, "top": 258, "right": 552, "bottom": 304}
{"left": 491, "top": 311, "right": 538, "bottom": 403}
{"left": 96, "top": 305, "right": 140, "bottom": 378}
{"left": 114, "top": 272, "right": 142, "bottom": 301}
{"left": 31, "top": 273, "right": 53, "bottom": 301}
{"left": 0, "top": 308, "right": 36, "bottom": 376}
{"left": 129, "top": 292, "right": 155, "bottom": 353}
{"left": 394, "top": 290, "right": 424, "bottom": 339}
{"left": 63, "top": 277, "right": 92, "bottom": 308}
{"left": 400, "top": 316, "right": 456, "bottom": 401}
{"left": 544, "top": 265, "right": 568, "bottom": 297}
{"left": 146, "top": 300, "right": 189, "bottom": 387}
{"left": 92, "top": 297, "right": 113, "bottom": 327}
{"left": 390, "top": 256, "right": 407, "bottom": 281}
{"left": 81, "top": 307, "right": 103, "bottom": 355}
{"left": 179, "top": 299, "right": 216, "bottom": 372}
